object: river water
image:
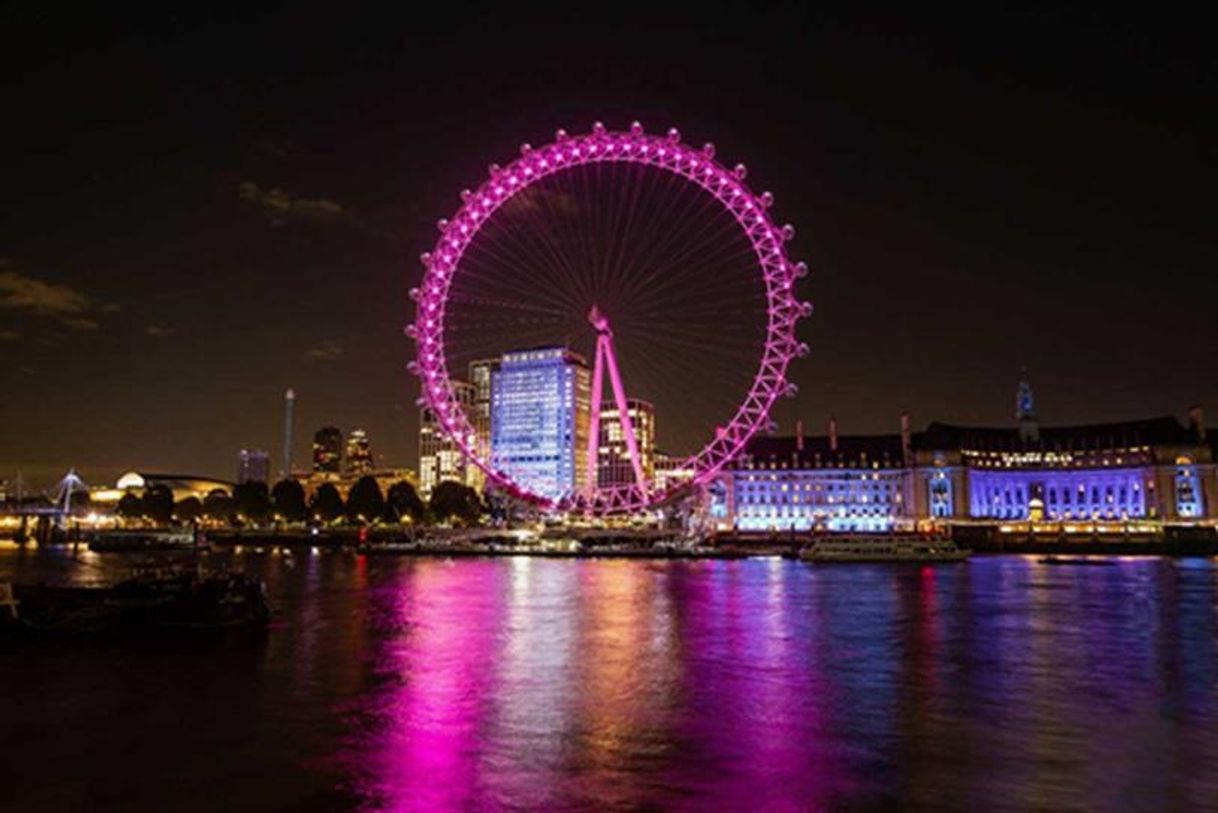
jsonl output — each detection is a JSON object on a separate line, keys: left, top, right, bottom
{"left": 2, "top": 545, "right": 1216, "bottom": 811}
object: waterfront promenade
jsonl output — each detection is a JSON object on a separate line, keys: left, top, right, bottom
{"left": 25, "top": 521, "right": 1218, "bottom": 559}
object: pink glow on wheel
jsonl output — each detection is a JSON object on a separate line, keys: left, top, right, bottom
{"left": 410, "top": 123, "right": 810, "bottom": 515}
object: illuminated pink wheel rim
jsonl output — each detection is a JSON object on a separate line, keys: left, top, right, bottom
{"left": 408, "top": 121, "right": 811, "bottom": 514}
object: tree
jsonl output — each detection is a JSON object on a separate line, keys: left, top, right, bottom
{"left": 346, "top": 475, "right": 384, "bottom": 524}
{"left": 233, "top": 480, "right": 271, "bottom": 524}
{"left": 68, "top": 489, "right": 92, "bottom": 512}
{"left": 143, "top": 484, "right": 174, "bottom": 525}
{"left": 117, "top": 490, "right": 143, "bottom": 520}
{"left": 310, "top": 483, "right": 344, "bottom": 523}
{"left": 203, "top": 489, "right": 235, "bottom": 524}
{"left": 429, "top": 481, "right": 483, "bottom": 526}
{"left": 271, "top": 479, "right": 307, "bottom": 523}
{"left": 384, "top": 480, "right": 425, "bottom": 523}
{"left": 174, "top": 496, "right": 203, "bottom": 523}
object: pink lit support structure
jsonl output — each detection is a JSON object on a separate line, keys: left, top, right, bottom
{"left": 584, "top": 307, "right": 648, "bottom": 496}
{"left": 407, "top": 121, "right": 812, "bottom": 515}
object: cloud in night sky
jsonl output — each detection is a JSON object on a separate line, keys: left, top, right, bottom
{"left": 305, "top": 340, "right": 343, "bottom": 361}
{"left": 239, "top": 181, "right": 345, "bottom": 226}
{"left": 62, "top": 317, "right": 100, "bottom": 331}
{"left": 145, "top": 325, "right": 173, "bottom": 337}
{"left": 0, "top": 261, "right": 114, "bottom": 334}
{"left": 0, "top": 329, "right": 20, "bottom": 340}
{"left": 0, "top": 262, "right": 92, "bottom": 316}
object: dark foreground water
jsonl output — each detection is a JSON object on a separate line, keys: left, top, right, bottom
{"left": 1, "top": 546, "right": 1216, "bottom": 811}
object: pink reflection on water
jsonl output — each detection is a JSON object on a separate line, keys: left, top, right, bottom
{"left": 347, "top": 559, "right": 506, "bottom": 811}
{"left": 336, "top": 559, "right": 861, "bottom": 810}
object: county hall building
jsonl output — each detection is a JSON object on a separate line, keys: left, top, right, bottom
{"left": 719, "top": 380, "right": 1217, "bottom": 532}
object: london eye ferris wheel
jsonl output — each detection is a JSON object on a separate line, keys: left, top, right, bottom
{"left": 408, "top": 121, "right": 811, "bottom": 514}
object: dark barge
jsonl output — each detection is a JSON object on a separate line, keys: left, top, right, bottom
{"left": 1, "top": 564, "right": 270, "bottom": 636}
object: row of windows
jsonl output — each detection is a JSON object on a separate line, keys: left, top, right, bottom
{"left": 739, "top": 506, "right": 892, "bottom": 518}
{"left": 744, "top": 460, "right": 899, "bottom": 471}
{"left": 738, "top": 481, "right": 898, "bottom": 492}
{"left": 735, "top": 516, "right": 894, "bottom": 532}
{"left": 741, "top": 471, "right": 894, "bottom": 481}
{"left": 738, "top": 493, "right": 899, "bottom": 506}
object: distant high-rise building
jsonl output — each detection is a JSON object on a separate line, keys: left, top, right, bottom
{"left": 468, "top": 358, "right": 499, "bottom": 492}
{"left": 652, "top": 450, "right": 694, "bottom": 493}
{"left": 419, "top": 380, "right": 477, "bottom": 498}
{"left": 238, "top": 448, "right": 271, "bottom": 484}
{"left": 491, "top": 347, "right": 590, "bottom": 500}
{"left": 312, "top": 426, "right": 343, "bottom": 473}
{"left": 598, "top": 399, "right": 655, "bottom": 488}
{"left": 345, "top": 428, "right": 374, "bottom": 475}
{"left": 282, "top": 388, "right": 296, "bottom": 478}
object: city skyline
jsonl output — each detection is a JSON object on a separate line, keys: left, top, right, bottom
{"left": 4, "top": 7, "right": 1216, "bottom": 487}
{"left": 3, "top": 9, "right": 1216, "bottom": 810}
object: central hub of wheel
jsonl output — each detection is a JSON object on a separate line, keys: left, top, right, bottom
{"left": 587, "top": 305, "right": 612, "bottom": 337}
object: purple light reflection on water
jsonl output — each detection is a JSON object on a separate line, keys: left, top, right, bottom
{"left": 1, "top": 549, "right": 1216, "bottom": 810}
{"left": 328, "top": 557, "right": 1218, "bottom": 811}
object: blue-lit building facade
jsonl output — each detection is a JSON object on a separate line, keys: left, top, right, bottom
{"left": 722, "top": 429, "right": 914, "bottom": 532}
{"left": 490, "top": 348, "right": 591, "bottom": 500}
{"left": 914, "top": 416, "right": 1214, "bottom": 524}
{"left": 717, "top": 397, "right": 1217, "bottom": 533}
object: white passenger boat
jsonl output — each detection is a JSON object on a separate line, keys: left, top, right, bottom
{"left": 88, "top": 528, "right": 198, "bottom": 552}
{"left": 798, "top": 535, "right": 968, "bottom": 563}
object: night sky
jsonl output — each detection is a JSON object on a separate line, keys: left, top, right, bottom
{"left": 4, "top": 5, "right": 1215, "bottom": 488}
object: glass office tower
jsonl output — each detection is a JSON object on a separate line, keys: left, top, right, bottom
{"left": 490, "top": 348, "right": 590, "bottom": 500}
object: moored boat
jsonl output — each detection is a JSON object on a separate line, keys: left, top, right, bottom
{"left": 2, "top": 563, "right": 270, "bottom": 636}
{"left": 798, "top": 535, "right": 969, "bottom": 563}
{"left": 88, "top": 528, "right": 199, "bottom": 552}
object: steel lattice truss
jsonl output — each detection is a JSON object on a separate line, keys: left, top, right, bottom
{"left": 407, "top": 122, "right": 811, "bottom": 514}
